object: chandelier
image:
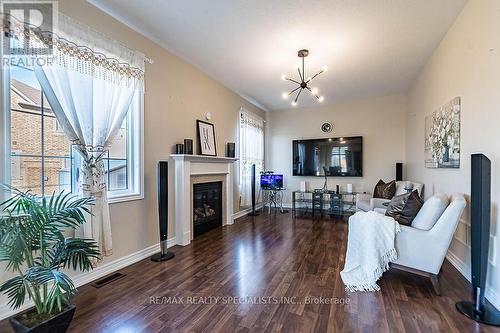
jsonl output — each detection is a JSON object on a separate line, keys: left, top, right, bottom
{"left": 281, "top": 49, "right": 327, "bottom": 106}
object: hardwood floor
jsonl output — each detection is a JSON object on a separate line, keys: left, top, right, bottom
{"left": 1, "top": 211, "right": 498, "bottom": 332}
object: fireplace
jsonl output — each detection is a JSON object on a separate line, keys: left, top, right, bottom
{"left": 171, "top": 154, "right": 236, "bottom": 246}
{"left": 193, "top": 181, "right": 223, "bottom": 237}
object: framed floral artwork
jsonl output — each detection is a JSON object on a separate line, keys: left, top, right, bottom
{"left": 425, "top": 97, "right": 461, "bottom": 168}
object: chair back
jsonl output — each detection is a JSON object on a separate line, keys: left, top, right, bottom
{"left": 395, "top": 181, "right": 424, "bottom": 197}
{"left": 431, "top": 193, "right": 466, "bottom": 235}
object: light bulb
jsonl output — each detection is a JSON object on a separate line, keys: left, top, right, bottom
{"left": 318, "top": 96, "right": 324, "bottom": 102}
{"left": 291, "top": 101, "right": 297, "bottom": 107}
{"left": 282, "top": 92, "right": 289, "bottom": 99}
{"left": 281, "top": 74, "right": 287, "bottom": 81}
{"left": 321, "top": 66, "right": 328, "bottom": 72}
{"left": 311, "top": 87, "right": 319, "bottom": 95}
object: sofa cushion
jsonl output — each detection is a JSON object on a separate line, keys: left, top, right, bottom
{"left": 357, "top": 199, "right": 371, "bottom": 212}
{"left": 385, "top": 190, "right": 424, "bottom": 226}
{"left": 411, "top": 193, "right": 449, "bottom": 230}
{"left": 374, "top": 207, "right": 387, "bottom": 215}
{"left": 373, "top": 179, "right": 396, "bottom": 199}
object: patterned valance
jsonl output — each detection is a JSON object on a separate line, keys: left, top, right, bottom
{"left": 1, "top": 12, "right": 146, "bottom": 88}
{"left": 240, "top": 111, "right": 265, "bottom": 131}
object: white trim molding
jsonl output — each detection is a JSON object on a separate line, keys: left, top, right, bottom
{"left": 0, "top": 238, "right": 175, "bottom": 321}
{"left": 446, "top": 251, "right": 500, "bottom": 311}
{"left": 231, "top": 203, "right": 264, "bottom": 222}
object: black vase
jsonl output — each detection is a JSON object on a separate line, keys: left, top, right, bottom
{"left": 175, "top": 144, "right": 184, "bottom": 154}
{"left": 10, "top": 304, "right": 76, "bottom": 333}
{"left": 441, "top": 144, "right": 449, "bottom": 163}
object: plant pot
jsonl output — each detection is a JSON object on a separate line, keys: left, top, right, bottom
{"left": 9, "top": 304, "right": 76, "bottom": 333}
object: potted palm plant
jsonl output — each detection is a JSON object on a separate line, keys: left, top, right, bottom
{"left": 0, "top": 188, "right": 100, "bottom": 333}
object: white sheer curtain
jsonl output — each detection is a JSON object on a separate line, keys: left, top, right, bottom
{"left": 28, "top": 13, "right": 145, "bottom": 257}
{"left": 239, "top": 110, "right": 265, "bottom": 207}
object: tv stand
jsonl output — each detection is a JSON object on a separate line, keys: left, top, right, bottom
{"left": 292, "top": 190, "right": 358, "bottom": 218}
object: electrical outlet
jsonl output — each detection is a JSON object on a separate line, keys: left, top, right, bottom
{"left": 489, "top": 235, "right": 497, "bottom": 266}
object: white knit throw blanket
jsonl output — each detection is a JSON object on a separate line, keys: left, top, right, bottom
{"left": 341, "top": 211, "right": 401, "bottom": 292}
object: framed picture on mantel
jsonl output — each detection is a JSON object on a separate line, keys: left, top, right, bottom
{"left": 196, "top": 120, "right": 217, "bottom": 156}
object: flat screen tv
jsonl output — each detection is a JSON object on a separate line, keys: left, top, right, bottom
{"left": 260, "top": 174, "right": 283, "bottom": 189}
{"left": 292, "top": 136, "right": 363, "bottom": 177}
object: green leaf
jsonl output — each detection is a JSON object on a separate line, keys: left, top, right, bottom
{"left": 0, "top": 276, "right": 29, "bottom": 309}
{"left": 25, "top": 266, "right": 76, "bottom": 312}
{"left": 48, "top": 238, "right": 100, "bottom": 271}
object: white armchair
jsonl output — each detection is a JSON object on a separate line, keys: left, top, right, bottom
{"left": 356, "top": 181, "right": 424, "bottom": 212}
{"left": 390, "top": 193, "right": 466, "bottom": 294}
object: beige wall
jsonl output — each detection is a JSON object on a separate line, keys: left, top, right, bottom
{"left": 266, "top": 93, "right": 407, "bottom": 204}
{"left": 55, "top": 1, "right": 266, "bottom": 261}
{"left": 0, "top": 2, "right": 265, "bottom": 313}
{"left": 406, "top": 0, "right": 500, "bottom": 307}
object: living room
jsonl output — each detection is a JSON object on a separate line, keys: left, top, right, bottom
{"left": 0, "top": 0, "right": 499, "bottom": 332}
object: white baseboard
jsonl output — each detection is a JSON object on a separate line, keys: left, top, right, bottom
{"left": 446, "top": 251, "right": 500, "bottom": 310}
{"left": 0, "top": 237, "right": 175, "bottom": 321}
{"left": 231, "top": 203, "right": 264, "bottom": 222}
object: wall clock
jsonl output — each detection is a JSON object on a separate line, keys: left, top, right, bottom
{"left": 321, "top": 122, "right": 333, "bottom": 133}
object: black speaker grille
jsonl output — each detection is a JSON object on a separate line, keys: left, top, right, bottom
{"left": 158, "top": 161, "right": 169, "bottom": 241}
{"left": 470, "top": 153, "right": 491, "bottom": 291}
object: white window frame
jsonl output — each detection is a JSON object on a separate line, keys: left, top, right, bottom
{"left": 0, "top": 65, "right": 144, "bottom": 204}
{"left": 0, "top": 65, "right": 11, "bottom": 203}
{"left": 106, "top": 90, "right": 144, "bottom": 204}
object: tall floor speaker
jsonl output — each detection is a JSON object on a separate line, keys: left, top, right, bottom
{"left": 247, "top": 164, "right": 259, "bottom": 216}
{"left": 396, "top": 163, "right": 403, "bottom": 181}
{"left": 456, "top": 154, "right": 500, "bottom": 326}
{"left": 151, "top": 161, "right": 175, "bottom": 262}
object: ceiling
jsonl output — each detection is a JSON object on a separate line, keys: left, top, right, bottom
{"left": 90, "top": 0, "right": 466, "bottom": 111}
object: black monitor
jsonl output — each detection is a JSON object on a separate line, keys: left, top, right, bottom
{"left": 292, "top": 136, "right": 363, "bottom": 177}
{"left": 260, "top": 174, "right": 283, "bottom": 189}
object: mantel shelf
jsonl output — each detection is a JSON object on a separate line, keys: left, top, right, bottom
{"left": 170, "top": 154, "right": 238, "bottom": 163}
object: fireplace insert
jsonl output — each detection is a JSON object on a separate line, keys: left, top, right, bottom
{"left": 193, "top": 181, "right": 223, "bottom": 237}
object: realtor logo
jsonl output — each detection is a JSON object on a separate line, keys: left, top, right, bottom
{"left": 1, "top": 0, "right": 57, "bottom": 62}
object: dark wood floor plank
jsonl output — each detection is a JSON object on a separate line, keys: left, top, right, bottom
{"left": 0, "top": 211, "right": 499, "bottom": 333}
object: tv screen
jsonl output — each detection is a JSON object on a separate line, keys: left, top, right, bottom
{"left": 260, "top": 174, "right": 283, "bottom": 189}
{"left": 292, "top": 136, "right": 363, "bottom": 177}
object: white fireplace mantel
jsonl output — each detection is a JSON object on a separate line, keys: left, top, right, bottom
{"left": 170, "top": 154, "right": 238, "bottom": 246}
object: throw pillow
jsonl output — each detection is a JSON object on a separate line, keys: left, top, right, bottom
{"left": 385, "top": 190, "right": 424, "bottom": 226}
{"left": 373, "top": 179, "right": 396, "bottom": 199}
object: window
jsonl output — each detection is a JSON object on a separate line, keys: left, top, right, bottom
{"left": 330, "top": 146, "right": 348, "bottom": 173}
{"left": 238, "top": 110, "right": 265, "bottom": 208}
{"left": 53, "top": 118, "right": 64, "bottom": 133}
{"left": 2, "top": 65, "right": 143, "bottom": 202}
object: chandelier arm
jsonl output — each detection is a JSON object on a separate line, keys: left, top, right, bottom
{"left": 308, "top": 70, "right": 324, "bottom": 83}
{"left": 288, "top": 86, "right": 301, "bottom": 96}
{"left": 297, "top": 67, "right": 304, "bottom": 82}
{"left": 294, "top": 88, "right": 303, "bottom": 103}
{"left": 305, "top": 86, "right": 320, "bottom": 99}
{"left": 286, "top": 78, "right": 301, "bottom": 85}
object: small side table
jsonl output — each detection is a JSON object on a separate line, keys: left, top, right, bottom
{"left": 262, "top": 188, "right": 286, "bottom": 214}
